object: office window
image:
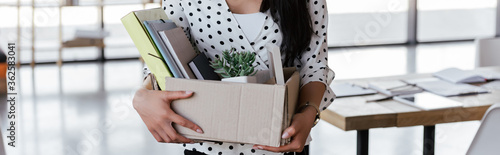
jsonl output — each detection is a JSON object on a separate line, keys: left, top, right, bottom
{"left": 78, "top": 0, "right": 99, "bottom": 5}
{"left": 18, "top": 6, "right": 33, "bottom": 63}
{"left": 35, "top": 0, "right": 59, "bottom": 6}
{"left": 418, "top": 0, "right": 497, "bottom": 42}
{"left": 34, "top": 7, "right": 61, "bottom": 63}
{"left": 103, "top": 4, "right": 144, "bottom": 59}
{"left": 327, "top": 0, "right": 409, "bottom": 47}
{"left": 0, "top": 0, "right": 17, "bottom": 5}
{"left": 416, "top": 42, "right": 476, "bottom": 73}
{"left": 103, "top": 3, "right": 159, "bottom": 59}
{"left": 61, "top": 6, "right": 100, "bottom": 61}
{"left": 103, "top": 0, "right": 142, "bottom": 5}
{"left": 328, "top": 46, "right": 408, "bottom": 79}
{"left": 0, "top": 6, "right": 18, "bottom": 53}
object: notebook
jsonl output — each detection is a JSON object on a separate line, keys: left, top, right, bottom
{"left": 159, "top": 27, "right": 198, "bottom": 79}
{"left": 433, "top": 68, "right": 500, "bottom": 83}
{"left": 416, "top": 80, "right": 489, "bottom": 97}
{"left": 143, "top": 20, "right": 184, "bottom": 78}
{"left": 189, "top": 54, "right": 221, "bottom": 80}
{"left": 368, "top": 80, "right": 423, "bottom": 96}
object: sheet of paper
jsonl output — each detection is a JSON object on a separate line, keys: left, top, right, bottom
{"left": 417, "top": 80, "right": 489, "bottom": 96}
{"left": 331, "top": 83, "right": 377, "bottom": 98}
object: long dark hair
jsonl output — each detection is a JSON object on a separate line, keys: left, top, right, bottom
{"left": 260, "top": 0, "right": 313, "bottom": 67}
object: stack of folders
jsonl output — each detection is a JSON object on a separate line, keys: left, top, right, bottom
{"left": 122, "top": 8, "right": 220, "bottom": 91}
{"left": 368, "top": 80, "right": 423, "bottom": 96}
{"left": 147, "top": 20, "right": 220, "bottom": 81}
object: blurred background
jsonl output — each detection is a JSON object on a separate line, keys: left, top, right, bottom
{"left": 0, "top": 0, "right": 498, "bottom": 154}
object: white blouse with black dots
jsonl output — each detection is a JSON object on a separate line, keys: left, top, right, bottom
{"left": 160, "top": 0, "right": 335, "bottom": 154}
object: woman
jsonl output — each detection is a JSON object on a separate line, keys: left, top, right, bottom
{"left": 133, "top": 0, "right": 335, "bottom": 154}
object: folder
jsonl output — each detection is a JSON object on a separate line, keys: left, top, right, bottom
{"left": 143, "top": 20, "right": 185, "bottom": 78}
{"left": 121, "top": 8, "right": 172, "bottom": 90}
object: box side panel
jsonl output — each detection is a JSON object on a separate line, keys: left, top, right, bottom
{"left": 282, "top": 71, "right": 300, "bottom": 145}
{"left": 165, "top": 78, "right": 241, "bottom": 141}
{"left": 270, "top": 86, "right": 286, "bottom": 147}
{"left": 165, "top": 78, "right": 290, "bottom": 146}
{"left": 236, "top": 84, "right": 285, "bottom": 146}
{"left": 286, "top": 71, "right": 300, "bottom": 124}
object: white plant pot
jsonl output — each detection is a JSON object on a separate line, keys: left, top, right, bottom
{"left": 221, "top": 76, "right": 257, "bottom": 83}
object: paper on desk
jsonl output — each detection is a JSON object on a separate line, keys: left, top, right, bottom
{"left": 331, "top": 83, "right": 377, "bottom": 98}
{"left": 402, "top": 77, "right": 440, "bottom": 85}
{"left": 481, "top": 81, "right": 500, "bottom": 91}
{"left": 417, "top": 80, "right": 489, "bottom": 97}
{"left": 434, "top": 68, "right": 500, "bottom": 83}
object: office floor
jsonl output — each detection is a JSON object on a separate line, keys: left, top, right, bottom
{"left": 1, "top": 41, "right": 482, "bottom": 155}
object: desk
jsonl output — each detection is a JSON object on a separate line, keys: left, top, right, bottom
{"left": 321, "top": 66, "right": 500, "bottom": 155}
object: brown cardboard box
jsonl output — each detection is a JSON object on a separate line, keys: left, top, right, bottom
{"left": 164, "top": 68, "right": 299, "bottom": 147}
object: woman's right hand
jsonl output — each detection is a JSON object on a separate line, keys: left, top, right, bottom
{"left": 133, "top": 88, "right": 204, "bottom": 143}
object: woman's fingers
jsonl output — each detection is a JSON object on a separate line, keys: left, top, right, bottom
{"left": 156, "top": 128, "right": 172, "bottom": 143}
{"left": 149, "top": 129, "right": 164, "bottom": 142}
{"left": 253, "top": 140, "right": 303, "bottom": 153}
{"left": 170, "top": 114, "right": 204, "bottom": 134}
{"left": 162, "top": 91, "right": 193, "bottom": 101}
{"left": 161, "top": 122, "right": 193, "bottom": 143}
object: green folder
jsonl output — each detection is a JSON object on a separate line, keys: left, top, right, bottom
{"left": 121, "top": 8, "right": 172, "bottom": 90}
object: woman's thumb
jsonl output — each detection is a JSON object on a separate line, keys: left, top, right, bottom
{"left": 163, "top": 91, "right": 193, "bottom": 101}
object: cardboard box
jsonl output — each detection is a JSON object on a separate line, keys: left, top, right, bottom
{"left": 164, "top": 68, "right": 299, "bottom": 147}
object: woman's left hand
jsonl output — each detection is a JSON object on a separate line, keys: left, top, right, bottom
{"left": 252, "top": 106, "right": 317, "bottom": 153}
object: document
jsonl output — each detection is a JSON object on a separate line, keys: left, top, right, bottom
{"left": 331, "top": 83, "right": 377, "bottom": 98}
{"left": 368, "top": 80, "right": 423, "bottom": 96}
{"left": 416, "top": 80, "right": 489, "bottom": 97}
{"left": 434, "top": 68, "right": 500, "bottom": 83}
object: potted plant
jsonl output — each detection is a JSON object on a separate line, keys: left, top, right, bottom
{"left": 210, "top": 48, "right": 258, "bottom": 83}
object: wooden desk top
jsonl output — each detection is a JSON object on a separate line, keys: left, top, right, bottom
{"left": 321, "top": 66, "right": 500, "bottom": 131}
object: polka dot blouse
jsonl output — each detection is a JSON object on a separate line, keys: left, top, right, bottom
{"left": 161, "top": 0, "right": 335, "bottom": 154}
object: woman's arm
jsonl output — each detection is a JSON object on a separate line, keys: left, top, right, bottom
{"left": 298, "top": 82, "right": 327, "bottom": 113}
{"left": 133, "top": 74, "right": 204, "bottom": 143}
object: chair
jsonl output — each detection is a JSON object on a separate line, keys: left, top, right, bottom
{"left": 475, "top": 37, "right": 500, "bottom": 67}
{"left": 467, "top": 103, "right": 500, "bottom": 155}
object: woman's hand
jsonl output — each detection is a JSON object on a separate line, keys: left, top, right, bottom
{"left": 133, "top": 88, "right": 204, "bottom": 143}
{"left": 252, "top": 106, "right": 317, "bottom": 153}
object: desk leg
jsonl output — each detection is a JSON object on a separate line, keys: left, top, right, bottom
{"left": 357, "top": 130, "right": 369, "bottom": 155}
{"left": 423, "top": 125, "right": 435, "bottom": 155}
